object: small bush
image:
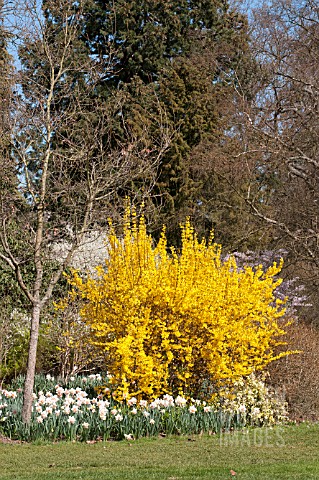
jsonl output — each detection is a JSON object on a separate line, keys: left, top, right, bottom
{"left": 214, "top": 373, "right": 288, "bottom": 426}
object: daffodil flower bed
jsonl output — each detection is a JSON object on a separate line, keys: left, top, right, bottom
{"left": 0, "top": 374, "right": 288, "bottom": 442}
{"left": 0, "top": 386, "right": 239, "bottom": 441}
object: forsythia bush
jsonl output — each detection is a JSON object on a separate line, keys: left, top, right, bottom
{"left": 63, "top": 209, "right": 292, "bottom": 400}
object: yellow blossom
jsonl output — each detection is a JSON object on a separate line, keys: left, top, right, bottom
{"left": 64, "top": 207, "right": 293, "bottom": 400}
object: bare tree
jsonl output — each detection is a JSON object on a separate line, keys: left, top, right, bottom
{"left": 228, "top": 0, "right": 319, "bottom": 320}
{"left": 0, "top": 0, "right": 172, "bottom": 422}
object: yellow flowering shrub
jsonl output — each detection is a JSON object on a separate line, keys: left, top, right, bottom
{"left": 64, "top": 209, "right": 292, "bottom": 400}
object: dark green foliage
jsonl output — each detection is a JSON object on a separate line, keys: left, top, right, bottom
{"left": 81, "top": 0, "right": 244, "bottom": 84}
{"left": 60, "top": 0, "right": 253, "bottom": 245}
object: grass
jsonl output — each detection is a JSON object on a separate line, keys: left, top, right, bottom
{"left": 0, "top": 424, "right": 318, "bottom": 479}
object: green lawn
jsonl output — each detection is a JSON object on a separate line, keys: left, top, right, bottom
{"left": 0, "top": 424, "right": 318, "bottom": 479}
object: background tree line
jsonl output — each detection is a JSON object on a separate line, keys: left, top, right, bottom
{"left": 0, "top": 0, "right": 318, "bottom": 421}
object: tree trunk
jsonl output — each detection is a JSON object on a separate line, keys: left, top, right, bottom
{"left": 22, "top": 303, "right": 41, "bottom": 423}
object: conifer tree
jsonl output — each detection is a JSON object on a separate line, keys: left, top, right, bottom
{"left": 44, "top": 0, "right": 260, "bottom": 247}
{"left": 81, "top": 1, "right": 253, "bottom": 244}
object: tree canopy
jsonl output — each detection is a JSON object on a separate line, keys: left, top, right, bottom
{"left": 40, "top": 0, "right": 256, "bottom": 246}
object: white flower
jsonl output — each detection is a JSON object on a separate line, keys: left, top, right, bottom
{"left": 97, "top": 400, "right": 108, "bottom": 408}
{"left": 149, "top": 399, "right": 160, "bottom": 409}
{"left": 127, "top": 397, "right": 137, "bottom": 406}
{"left": 175, "top": 396, "right": 187, "bottom": 407}
{"left": 149, "top": 418, "right": 155, "bottom": 425}
{"left": 189, "top": 405, "right": 197, "bottom": 414}
{"left": 56, "top": 386, "right": 64, "bottom": 397}
{"left": 50, "top": 395, "right": 59, "bottom": 405}
{"left": 203, "top": 406, "right": 212, "bottom": 413}
{"left": 68, "top": 416, "right": 76, "bottom": 425}
{"left": 143, "top": 410, "right": 150, "bottom": 418}
{"left": 130, "top": 408, "right": 138, "bottom": 415}
{"left": 124, "top": 433, "right": 134, "bottom": 440}
{"left": 251, "top": 407, "right": 261, "bottom": 418}
{"left": 111, "top": 408, "right": 118, "bottom": 416}
{"left": 139, "top": 399, "right": 148, "bottom": 408}
{"left": 70, "top": 376, "right": 75, "bottom": 381}
{"left": 36, "top": 416, "right": 43, "bottom": 423}
{"left": 82, "top": 422, "right": 89, "bottom": 429}
{"left": 238, "top": 404, "right": 246, "bottom": 414}
{"left": 115, "top": 414, "right": 123, "bottom": 422}
{"left": 72, "top": 405, "right": 79, "bottom": 414}
{"left": 38, "top": 395, "right": 46, "bottom": 406}
{"left": 162, "top": 395, "right": 174, "bottom": 407}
